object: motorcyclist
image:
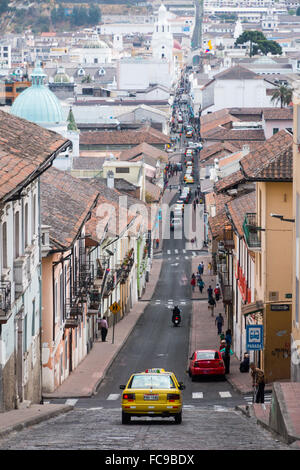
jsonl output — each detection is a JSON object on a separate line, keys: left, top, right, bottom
{"left": 172, "top": 305, "right": 181, "bottom": 323}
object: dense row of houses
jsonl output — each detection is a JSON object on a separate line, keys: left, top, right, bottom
{"left": 0, "top": 110, "right": 158, "bottom": 411}
{"left": 206, "top": 96, "right": 300, "bottom": 383}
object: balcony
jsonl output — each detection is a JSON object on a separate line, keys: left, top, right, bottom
{"left": 87, "top": 290, "right": 101, "bottom": 314}
{"left": 0, "top": 280, "right": 12, "bottom": 324}
{"left": 219, "top": 273, "right": 232, "bottom": 305}
{"left": 243, "top": 213, "right": 261, "bottom": 251}
{"left": 65, "top": 317, "right": 80, "bottom": 329}
{"left": 223, "top": 228, "right": 234, "bottom": 250}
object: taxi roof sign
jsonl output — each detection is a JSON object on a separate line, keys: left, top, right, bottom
{"left": 144, "top": 368, "right": 165, "bottom": 373}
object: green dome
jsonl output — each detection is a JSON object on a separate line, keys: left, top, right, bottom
{"left": 54, "top": 66, "right": 70, "bottom": 83}
{"left": 11, "top": 63, "right": 63, "bottom": 124}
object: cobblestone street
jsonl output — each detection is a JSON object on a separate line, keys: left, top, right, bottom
{"left": 0, "top": 407, "right": 289, "bottom": 450}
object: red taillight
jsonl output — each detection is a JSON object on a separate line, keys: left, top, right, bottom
{"left": 167, "top": 394, "right": 180, "bottom": 401}
{"left": 123, "top": 393, "right": 135, "bottom": 400}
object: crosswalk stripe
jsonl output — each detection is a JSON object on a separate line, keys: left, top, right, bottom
{"left": 185, "top": 256, "right": 189, "bottom": 260}
{"left": 192, "top": 251, "right": 196, "bottom": 256}
{"left": 167, "top": 250, "right": 171, "bottom": 254}
{"left": 174, "top": 249, "right": 178, "bottom": 254}
{"left": 65, "top": 399, "right": 78, "bottom": 406}
{"left": 107, "top": 394, "right": 120, "bottom": 400}
{"left": 192, "top": 392, "right": 203, "bottom": 399}
{"left": 183, "top": 249, "right": 186, "bottom": 253}
{"left": 219, "top": 391, "right": 232, "bottom": 398}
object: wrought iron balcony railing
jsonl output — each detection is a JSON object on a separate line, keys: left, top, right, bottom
{"left": 0, "top": 280, "right": 11, "bottom": 323}
{"left": 243, "top": 213, "right": 261, "bottom": 251}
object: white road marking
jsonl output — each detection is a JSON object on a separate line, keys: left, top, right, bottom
{"left": 183, "top": 249, "right": 186, "bottom": 253}
{"left": 88, "top": 407, "right": 103, "bottom": 411}
{"left": 174, "top": 249, "right": 178, "bottom": 254}
{"left": 65, "top": 399, "right": 78, "bottom": 406}
{"left": 192, "top": 251, "right": 196, "bottom": 256}
{"left": 185, "top": 256, "right": 189, "bottom": 260}
{"left": 167, "top": 250, "right": 171, "bottom": 254}
{"left": 192, "top": 392, "right": 203, "bottom": 399}
{"left": 107, "top": 394, "right": 120, "bottom": 400}
{"left": 219, "top": 391, "right": 232, "bottom": 398}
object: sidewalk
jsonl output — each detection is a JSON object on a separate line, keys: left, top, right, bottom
{"left": 0, "top": 258, "right": 163, "bottom": 438}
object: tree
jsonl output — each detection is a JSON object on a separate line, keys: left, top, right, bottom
{"left": 252, "top": 39, "right": 282, "bottom": 56}
{"left": 270, "top": 85, "right": 293, "bottom": 108}
{"left": 235, "top": 31, "right": 266, "bottom": 57}
{"left": 0, "top": 0, "right": 9, "bottom": 15}
{"left": 88, "top": 4, "right": 101, "bottom": 25}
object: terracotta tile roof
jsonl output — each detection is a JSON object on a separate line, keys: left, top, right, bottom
{"left": 207, "top": 191, "right": 233, "bottom": 239}
{"left": 199, "top": 142, "right": 239, "bottom": 162}
{"left": 41, "top": 168, "right": 99, "bottom": 249}
{"left": 215, "top": 169, "right": 245, "bottom": 192}
{"left": 225, "top": 191, "right": 256, "bottom": 237}
{"left": 240, "top": 129, "right": 293, "bottom": 181}
{"left": 203, "top": 127, "right": 265, "bottom": 142}
{"left": 0, "top": 110, "right": 70, "bottom": 202}
{"left": 80, "top": 125, "right": 170, "bottom": 146}
{"left": 119, "top": 142, "right": 168, "bottom": 163}
{"left": 200, "top": 109, "right": 240, "bottom": 134}
{"left": 214, "top": 65, "right": 259, "bottom": 80}
{"left": 145, "top": 178, "right": 162, "bottom": 202}
{"left": 263, "top": 107, "right": 293, "bottom": 120}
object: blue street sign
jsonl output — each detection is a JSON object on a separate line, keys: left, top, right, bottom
{"left": 246, "top": 325, "right": 264, "bottom": 350}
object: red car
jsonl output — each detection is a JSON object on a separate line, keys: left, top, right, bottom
{"left": 188, "top": 349, "right": 225, "bottom": 381}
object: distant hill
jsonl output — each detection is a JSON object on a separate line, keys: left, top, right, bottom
{"left": 0, "top": 1, "right": 149, "bottom": 34}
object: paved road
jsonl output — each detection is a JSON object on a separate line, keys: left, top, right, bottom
{"left": 0, "top": 100, "right": 288, "bottom": 451}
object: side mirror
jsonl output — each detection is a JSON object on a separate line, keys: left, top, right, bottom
{"left": 190, "top": 356, "right": 193, "bottom": 360}
{"left": 179, "top": 382, "right": 186, "bottom": 390}
{"left": 119, "top": 385, "right": 126, "bottom": 390}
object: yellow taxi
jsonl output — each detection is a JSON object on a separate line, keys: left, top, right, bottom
{"left": 120, "top": 368, "right": 185, "bottom": 424}
{"left": 185, "top": 176, "right": 194, "bottom": 184}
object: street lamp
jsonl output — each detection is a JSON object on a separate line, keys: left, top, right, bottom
{"left": 270, "top": 213, "right": 295, "bottom": 223}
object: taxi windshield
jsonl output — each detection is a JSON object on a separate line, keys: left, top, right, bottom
{"left": 129, "top": 374, "right": 176, "bottom": 389}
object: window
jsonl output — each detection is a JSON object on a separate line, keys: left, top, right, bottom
{"left": 14, "top": 211, "right": 20, "bottom": 258}
{"left": 24, "top": 203, "right": 28, "bottom": 248}
{"left": 32, "top": 194, "right": 36, "bottom": 240}
{"left": 60, "top": 272, "right": 64, "bottom": 322}
{"left": 2, "top": 222, "right": 7, "bottom": 268}
{"left": 54, "top": 281, "right": 58, "bottom": 323}
{"left": 24, "top": 314, "right": 28, "bottom": 352}
{"left": 273, "top": 128, "right": 279, "bottom": 135}
{"left": 32, "top": 299, "right": 35, "bottom": 336}
{"left": 116, "top": 167, "right": 129, "bottom": 173}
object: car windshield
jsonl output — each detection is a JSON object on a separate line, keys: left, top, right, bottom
{"left": 129, "top": 374, "right": 176, "bottom": 389}
{"left": 196, "top": 352, "right": 218, "bottom": 360}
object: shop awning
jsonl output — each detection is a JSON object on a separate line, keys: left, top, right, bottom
{"left": 241, "top": 300, "right": 264, "bottom": 316}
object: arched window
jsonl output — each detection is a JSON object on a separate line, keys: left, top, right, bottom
{"left": 32, "top": 194, "right": 36, "bottom": 240}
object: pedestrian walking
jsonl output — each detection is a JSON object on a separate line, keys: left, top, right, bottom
{"left": 207, "top": 285, "right": 213, "bottom": 298}
{"left": 198, "top": 263, "right": 203, "bottom": 275}
{"left": 201, "top": 261, "right": 204, "bottom": 274}
{"left": 99, "top": 316, "right": 108, "bottom": 342}
{"left": 208, "top": 296, "right": 216, "bottom": 316}
{"left": 207, "top": 262, "right": 212, "bottom": 275}
{"left": 250, "top": 363, "right": 265, "bottom": 403}
{"left": 198, "top": 277, "right": 205, "bottom": 293}
{"left": 220, "top": 343, "right": 233, "bottom": 374}
{"left": 193, "top": 200, "right": 196, "bottom": 211}
{"left": 225, "top": 329, "right": 232, "bottom": 346}
{"left": 214, "top": 283, "right": 221, "bottom": 301}
{"left": 215, "top": 313, "right": 224, "bottom": 335}
{"left": 219, "top": 339, "right": 226, "bottom": 350}
{"left": 155, "top": 238, "right": 159, "bottom": 249}
{"left": 191, "top": 276, "right": 196, "bottom": 292}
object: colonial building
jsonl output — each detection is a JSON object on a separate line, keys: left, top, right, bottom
{"left": 0, "top": 110, "right": 70, "bottom": 411}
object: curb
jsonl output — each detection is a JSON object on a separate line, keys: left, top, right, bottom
{"left": 0, "top": 405, "right": 73, "bottom": 439}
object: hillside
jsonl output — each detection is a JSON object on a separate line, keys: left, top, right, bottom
{"left": 0, "top": 1, "right": 150, "bottom": 34}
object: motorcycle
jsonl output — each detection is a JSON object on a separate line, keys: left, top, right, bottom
{"left": 172, "top": 315, "right": 181, "bottom": 327}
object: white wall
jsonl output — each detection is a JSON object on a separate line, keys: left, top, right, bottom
{"left": 118, "top": 60, "right": 172, "bottom": 90}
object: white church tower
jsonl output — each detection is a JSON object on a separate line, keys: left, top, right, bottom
{"left": 151, "top": 3, "right": 173, "bottom": 64}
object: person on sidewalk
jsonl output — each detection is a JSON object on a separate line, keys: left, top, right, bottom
{"left": 207, "top": 285, "right": 213, "bottom": 299}
{"left": 191, "top": 275, "right": 196, "bottom": 292}
{"left": 250, "top": 363, "right": 265, "bottom": 403}
{"left": 208, "top": 296, "right": 216, "bottom": 316}
{"left": 221, "top": 343, "right": 233, "bottom": 374}
{"left": 215, "top": 313, "right": 224, "bottom": 335}
{"left": 155, "top": 238, "right": 160, "bottom": 249}
{"left": 207, "top": 262, "right": 212, "bottom": 275}
{"left": 198, "top": 263, "right": 203, "bottom": 275}
{"left": 214, "top": 283, "right": 221, "bottom": 301}
{"left": 198, "top": 277, "right": 205, "bottom": 293}
{"left": 225, "top": 329, "right": 232, "bottom": 346}
{"left": 99, "top": 316, "right": 108, "bottom": 342}
{"left": 200, "top": 261, "right": 204, "bottom": 274}
{"left": 240, "top": 353, "right": 250, "bottom": 373}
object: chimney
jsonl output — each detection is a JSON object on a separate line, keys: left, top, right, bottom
{"left": 107, "top": 170, "right": 114, "bottom": 189}
{"left": 242, "top": 145, "right": 250, "bottom": 155}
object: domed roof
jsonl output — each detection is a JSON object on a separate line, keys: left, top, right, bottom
{"left": 11, "top": 63, "right": 63, "bottom": 124}
{"left": 80, "top": 34, "right": 109, "bottom": 49}
{"left": 54, "top": 66, "right": 70, "bottom": 83}
{"left": 173, "top": 39, "right": 181, "bottom": 50}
